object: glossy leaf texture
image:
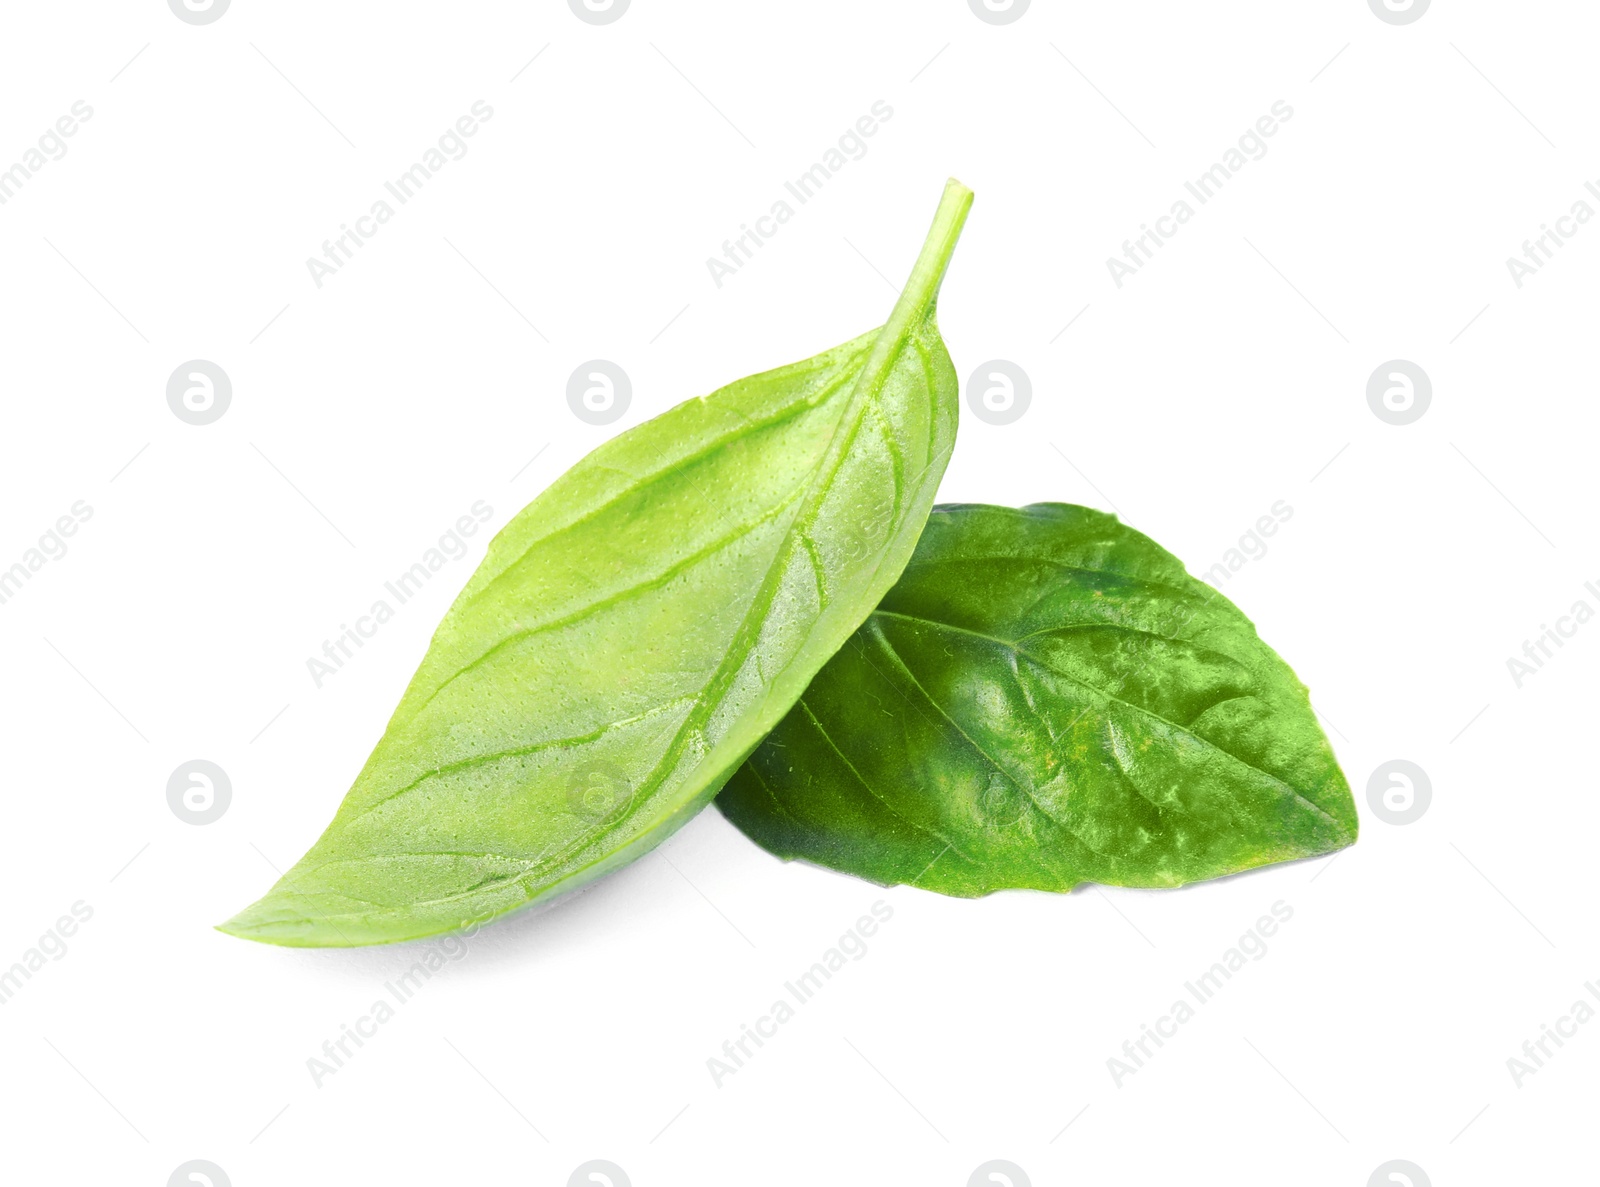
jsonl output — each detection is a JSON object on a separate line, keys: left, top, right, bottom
{"left": 718, "top": 503, "right": 1357, "bottom": 896}
{"left": 221, "top": 180, "right": 973, "bottom": 946}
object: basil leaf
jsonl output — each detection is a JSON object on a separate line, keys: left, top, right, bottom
{"left": 718, "top": 503, "right": 1357, "bottom": 895}
{"left": 221, "top": 180, "right": 974, "bottom": 946}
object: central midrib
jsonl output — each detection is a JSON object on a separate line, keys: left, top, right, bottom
{"left": 868, "top": 608, "right": 1343, "bottom": 830}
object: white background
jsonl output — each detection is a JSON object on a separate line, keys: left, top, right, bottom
{"left": 0, "top": 1, "right": 1593, "bottom": 1184}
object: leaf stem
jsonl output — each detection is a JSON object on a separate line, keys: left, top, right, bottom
{"left": 847, "top": 177, "right": 973, "bottom": 405}
{"left": 893, "top": 177, "right": 974, "bottom": 320}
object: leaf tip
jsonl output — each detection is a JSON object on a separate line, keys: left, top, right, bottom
{"left": 214, "top": 904, "right": 268, "bottom": 944}
{"left": 215, "top": 890, "right": 307, "bottom": 946}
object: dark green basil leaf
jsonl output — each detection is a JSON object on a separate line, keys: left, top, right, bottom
{"left": 718, "top": 503, "right": 1357, "bottom": 895}
{"left": 221, "top": 181, "right": 974, "bottom": 946}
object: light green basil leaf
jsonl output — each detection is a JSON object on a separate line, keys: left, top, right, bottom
{"left": 221, "top": 180, "right": 974, "bottom": 946}
{"left": 718, "top": 503, "right": 1357, "bottom": 896}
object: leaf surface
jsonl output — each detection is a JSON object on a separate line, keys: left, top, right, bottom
{"left": 221, "top": 181, "right": 974, "bottom": 946}
{"left": 718, "top": 503, "right": 1357, "bottom": 895}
